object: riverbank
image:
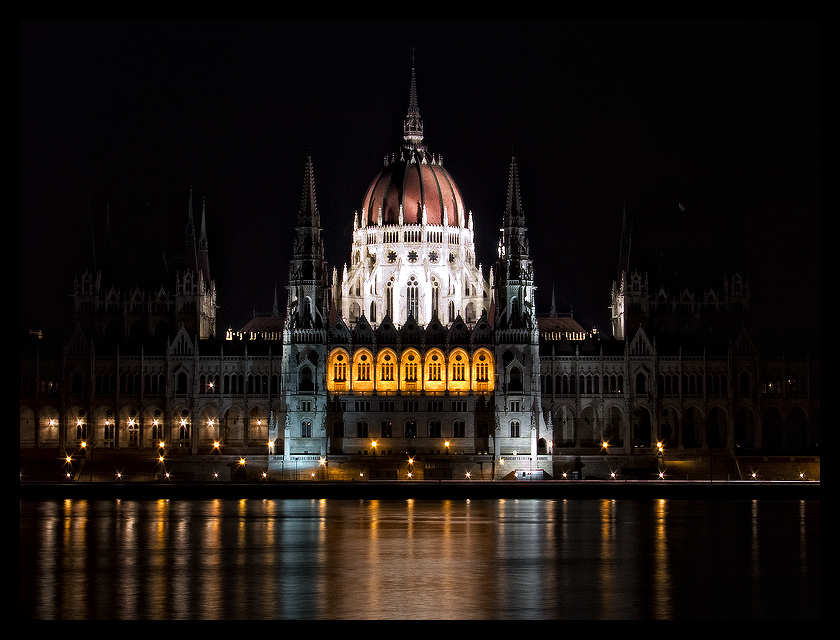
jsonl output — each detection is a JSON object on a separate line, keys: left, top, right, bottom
{"left": 19, "top": 478, "right": 820, "bottom": 501}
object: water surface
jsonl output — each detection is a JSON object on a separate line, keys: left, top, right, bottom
{"left": 19, "top": 497, "right": 820, "bottom": 619}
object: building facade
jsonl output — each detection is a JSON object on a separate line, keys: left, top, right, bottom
{"left": 20, "top": 67, "right": 819, "bottom": 481}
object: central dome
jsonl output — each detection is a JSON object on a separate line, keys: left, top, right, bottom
{"left": 360, "top": 149, "right": 466, "bottom": 227}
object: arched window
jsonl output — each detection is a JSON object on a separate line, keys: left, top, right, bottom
{"left": 428, "top": 353, "right": 442, "bottom": 381}
{"left": 510, "top": 420, "right": 520, "bottom": 437}
{"left": 475, "top": 352, "right": 490, "bottom": 382}
{"left": 403, "top": 352, "right": 419, "bottom": 382}
{"left": 406, "top": 276, "right": 418, "bottom": 320}
{"left": 356, "top": 353, "right": 371, "bottom": 381}
{"left": 380, "top": 354, "right": 395, "bottom": 382}
{"left": 431, "top": 278, "right": 440, "bottom": 316}
{"left": 356, "top": 420, "right": 369, "bottom": 438}
{"left": 386, "top": 279, "right": 394, "bottom": 318}
{"left": 453, "top": 420, "right": 465, "bottom": 438}
{"left": 176, "top": 371, "right": 188, "bottom": 395}
{"left": 332, "top": 353, "right": 347, "bottom": 382}
{"left": 301, "top": 420, "right": 312, "bottom": 438}
{"left": 508, "top": 366, "right": 522, "bottom": 392}
{"left": 636, "top": 372, "right": 647, "bottom": 395}
{"left": 299, "top": 366, "right": 314, "bottom": 392}
{"left": 452, "top": 353, "right": 466, "bottom": 381}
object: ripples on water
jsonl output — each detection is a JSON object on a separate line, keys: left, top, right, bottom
{"left": 19, "top": 497, "right": 820, "bottom": 620}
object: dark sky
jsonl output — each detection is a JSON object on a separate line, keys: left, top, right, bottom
{"left": 20, "top": 20, "right": 820, "bottom": 338}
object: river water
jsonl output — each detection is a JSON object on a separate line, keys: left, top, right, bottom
{"left": 19, "top": 497, "right": 819, "bottom": 620}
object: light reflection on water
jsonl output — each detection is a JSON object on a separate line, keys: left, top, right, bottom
{"left": 20, "top": 498, "right": 820, "bottom": 620}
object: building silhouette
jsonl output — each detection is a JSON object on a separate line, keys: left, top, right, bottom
{"left": 19, "top": 66, "right": 819, "bottom": 482}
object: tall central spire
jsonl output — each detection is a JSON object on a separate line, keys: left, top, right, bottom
{"left": 403, "top": 53, "right": 424, "bottom": 149}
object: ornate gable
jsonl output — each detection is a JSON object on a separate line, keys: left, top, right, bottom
{"left": 628, "top": 326, "right": 655, "bottom": 357}
{"left": 168, "top": 324, "right": 195, "bottom": 357}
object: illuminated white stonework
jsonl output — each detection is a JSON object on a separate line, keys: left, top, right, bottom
{"left": 336, "top": 68, "right": 488, "bottom": 328}
{"left": 340, "top": 186, "right": 488, "bottom": 327}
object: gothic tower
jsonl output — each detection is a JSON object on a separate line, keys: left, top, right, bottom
{"left": 281, "top": 157, "right": 330, "bottom": 460}
{"left": 177, "top": 188, "right": 217, "bottom": 339}
{"left": 493, "top": 158, "right": 546, "bottom": 461}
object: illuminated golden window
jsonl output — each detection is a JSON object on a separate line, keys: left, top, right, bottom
{"left": 333, "top": 353, "right": 347, "bottom": 382}
{"left": 357, "top": 353, "right": 370, "bottom": 381}
{"left": 382, "top": 355, "right": 395, "bottom": 381}
{"left": 448, "top": 349, "right": 470, "bottom": 393}
{"left": 453, "top": 354, "right": 465, "bottom": 381}
{"left": 328, "top": 349, "right": 350, "bottom": 392}
{"left": 472, "top": 349, "right": 495, "bottom": 392}
{"left": 377, "top": 349, "right": 399, "bottom": 393}
{"left": 352, "top": 349, "right": 375, "bottom": 393}
{"left": 405, "top": 357, "right": 418, "bottom": 382}
{"left": 428, "top": 354, "right": 441, "bottom": 381}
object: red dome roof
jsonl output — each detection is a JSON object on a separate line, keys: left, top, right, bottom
{"left": 361, "top": 148, "right": 465, "bottom": 227}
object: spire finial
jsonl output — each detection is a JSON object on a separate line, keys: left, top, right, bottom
{"left": 299, "top": 155, "right": 320, "bottom": 226}
{"left": 403, "top": 52, "right": 424, "bottom": 148}
{"left": 504, "top": 157, "right": 524, "bottom": 225}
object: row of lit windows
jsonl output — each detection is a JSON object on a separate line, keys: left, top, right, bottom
{"left": 326, "top": 347, "right": 494, "bottom": 394}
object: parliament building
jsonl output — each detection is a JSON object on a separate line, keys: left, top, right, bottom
{"left": 20, "top": 67, "right": 820, "bottom": 482}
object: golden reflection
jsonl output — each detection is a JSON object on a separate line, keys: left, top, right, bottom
{"left": 599, "top": 499, "right": 616, "bottom": 618}
{"left": 652, "top": 499, "right": 672, "bottom": 618}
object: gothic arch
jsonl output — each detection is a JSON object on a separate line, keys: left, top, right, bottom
{"left": 579, "top": 405, "right": 599, "bottom": 447}
{"left": 682, "top": 406, "right": 702, "bottom": 448}
{"left": 198, "top": 405, "right": 221, "bottom": 444}
{"left": 706, "top": 406, "right": 727, "bottom": 448}
{"left": 471, "top": 348, "right": 494, "bottom": 393}
{"left": 659, "top": 404, "right": 679, "bottom": 447}
{"left": 423, "top": 348, "right": 446, "bottom": 394}
{"left": 553, "top": 404, "right": 575, "bottom": 446}
{"left": 249, "top": 405, "right": 270, "bottom": 445}
{"left": 448, "top": 347, "right": 470, "bottom": 394}
{"left": 352, "top": 348, "right": 375, "bottom": 393}
{"left": 786, "top": 406, "right": 809, "bottom": 449}
{"left": 761, "top": 406, "right": 784, "bottom": 449}
{"left": 376, "top": 348, "right": 398, "bottom": 393}
{"left": 223, "top": 405, "right": 245, "bottom": 445}
{"left": 298, "top": 364, "right": 315, "bottom": 393}
{"left": 400, "top": 348, "right": 422, "bottom": 392}
{"left": 327, "top": 348, "right": 350, "bottom": 392}
{"left": 604, "top": 404, "right": 625, "bottom": 447}
{"left": 735, "top": 406, "right": 757, "bottom": 449}
{"left": 632, "top": 405, "right": 652, "bottom": 447}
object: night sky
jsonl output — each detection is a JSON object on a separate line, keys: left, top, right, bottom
{"left": 20, "top": 20, "right": 820, "bottom": 338}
